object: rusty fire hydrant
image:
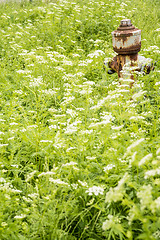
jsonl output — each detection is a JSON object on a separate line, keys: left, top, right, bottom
{"left": 107, "top": 19, "right": 154, "bottom": 86}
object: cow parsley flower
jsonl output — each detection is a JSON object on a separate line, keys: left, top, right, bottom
{"left": 0, "top": 144, "right": 8, "bottom": 147}
{"left": 88, "top": 50, "right": 105, "bottom": 58}
{"left": 144, "top": 168, "right": 160, "bottom": 179}
{"left": 102, "top": 214, "right": 121, "bottom": 231}
{"left": 0, "top": 178, "right": 6, "bottom": 183}
{"left": 105, "top": 173, "right": 129, "bottom": 203}
{"left": 104, "top": 164, "right": 115, "bottom": 172}
{"left": 38, "top": 172, "right": 55, "bottom": 177}
{"left": 62, "top": 161, "right": 77, "bottom": 167}
{"left": 14, "top": 214, "right": 26, "bottom": 219}
{"left": 86, "top": 186, "right": 104, "bottom": 196}
{"left": 49, "top": 178, "right": 69, "bottom": 186}
{"left": 86, "top": 156, "right": 96, "bottom": 160}
{"left": 138, "top": 153, "right": 152, "bottom": 166}
{"left": 40, "top": 140, "right": 53, "bottom": 143}
{"left": 156, "top": 148, "right": 160, "bottom": 155}
{"left": 126, "top": 138, "right": 145, "bottom": 154}
{"left": 78, "top": 180, "right": 88, "bottom": 187}
{"left": 137, "top": 185, "right": 153, "bottom": 210}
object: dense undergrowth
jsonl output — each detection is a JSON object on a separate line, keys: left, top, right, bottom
{"left": 0, "top": 0, "right": 160, "bottom": 239}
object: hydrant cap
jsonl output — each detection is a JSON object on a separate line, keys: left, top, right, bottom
{"left": 120, "top": 19, "right": 132, "bottom": 27}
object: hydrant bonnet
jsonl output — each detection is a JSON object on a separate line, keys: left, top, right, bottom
{"left": 111, "top": 19, "right": 141, "bottom": 54}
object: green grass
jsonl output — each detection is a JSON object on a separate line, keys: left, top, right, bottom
{"left": 0, "top": 0, "right": 160, "bottom": 239}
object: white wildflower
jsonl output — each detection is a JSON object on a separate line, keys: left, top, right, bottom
{"left": 14, "top": 90, "right": 23, "bottom": 94}
{"left": 64, "top": 125, "right": 77, "bottom": 134}
{"left": 88, "top": 50, "right": 105, "bottom": 58}
{"left": 41, "top": 89, "right": 59, "bottom": 95}
{"left": 49, "top": 178, "right": 69, "bottom": 186}
{"left": 126, "top": 138, "right": 145, "bottom": 154}
{"left": 23, "top": 196, "right": 32, "bottom": 203}
{"left": 137, "top": 185, "right": 153, "bottom": 210}
{"left": 111, "top": 125, "right": 123, "bottom": 130}
{"left": 26, "top": 171, "right": 37, "bottom": 182}
{"left": 83, "top": 81, "right": 95, "bottom": 86}
{"left": 103, "top": 164, "right": 115, "bottom": 172}
{"left": 130, "top": 116, "right": 145, "bottom": 120}
{"left": 79, "top": 86, "right": 93, "bottom": 95}
{"left": 62, "top": 96, "right": 75, "bottom": 105}
{"left": 80, "top": 129, "right": 93, "bottom": 135}
{"left": 27, "top": 125, "right": 38, "bottom": 129}
{"left": 105, "top": 173, "right": 129, "bottom": 203}
{"left": 11, "top": 165, "right": 18, "bottom": 168}
{"left": 144, "top": 168, "right": 160, "bottom": 179}
{"left": 14, "top": 214, "right": 26, "bottom": 219}
{"left": 55, "top": 66, "right": 65, "bottom": 71}
{"left": 54, "top": 131, "right": 65, "bottom": 149}
{"left": 10, "top": 189, "right": 22, "bottom": 193}
{"left": 66, "top": 109, "right": 77, "bottom": 118}
{"left": 102, "top": 214, "right": 121, "bottom": 231}
{"left": 86, "top": 186, "right": 104, "bottom": 196}
{"left": 38, "top": 172, "right": 55, "bottom": 177}
{"left": 132, "top": 90, "right": 146, "bottom": 101}
{"left": 86, "top": 156, "right": 96, "bottom": 160}
{"left": 40, "top": 140, "right": 53, "bottom": 143}
{"left": 78, "top": 59, "right": 93, "bottom": 66}
{"left": 89, "top": 119, "right": 111, "bottom": 128}
{"left": 0, "top": 177, "right": 6, "bottom": 183}
{"left": 64, "top": 120, "right": 81, "bottom": 134}
{"left": 8, "top": 137, "right": 15, "bottom": 140}
{"left": 66, "top": 147, "right": 76, "bottom": 152}
{"left": 63, "top": 60, "right": 73, "bottom": 66}
{"left": 16, "top": 70, "right": 31, "bottom": 74}
{"left": 9, "top": 122, "right": 18, "bottom": 126}
{"left": 21, "top": 128, "right": 27, "bottom": 132}
{"left": 1, "top": 222, "right": 8, "bottom": 227}
{"left": 62, "top": 161, "right": 77, "bottom": 167}
{"left": 73, "top": 166, "right": 79, "bottom": 171}
{"left": 78, "top": 180, "right": 88, "bottom": 187}
{"left": 0, "top": 144, "right": 8, "bottom": 147}
{"left": 154, "top": 197, "right": 160, "bottom": 209}
{"left": 72, "top": 53, "right": 80, "bottom": 57}
{"left": 29, "top": 76, "right": 43, "bottom": 87}
{"left": 71, "top": 183, "right": 78, "bottom": 189}
{"left": 138, "top": 153, "right": 152, "bottom": 166}
{"left": 28, "top": 193, "right": 39, "bottom": 199}
{"left": 156, "top": 148, "right": 160, "bottom": 155}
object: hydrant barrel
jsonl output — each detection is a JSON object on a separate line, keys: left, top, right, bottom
{"left": 111, "top": 19, "right": 141, "bottom": 54}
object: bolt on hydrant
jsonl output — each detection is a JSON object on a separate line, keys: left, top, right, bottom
{"left": 106, "top": 19, "right": 154, "bottom": 87}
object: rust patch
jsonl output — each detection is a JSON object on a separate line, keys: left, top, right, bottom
{"left": 113, "top": 42, "right": 141, "bottom": 55}
{"left": 112, "top": 28, "right": 141, "bottom": 37}
{"left": 129, "top": 53, "right": 138, "bottom": 62}
{"left": 108, "top": 54, "right": 138, "bottom": 78}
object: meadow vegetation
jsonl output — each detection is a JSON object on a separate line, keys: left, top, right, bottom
{"left": 0, "top": 0, "right": 160, "bottom": 239}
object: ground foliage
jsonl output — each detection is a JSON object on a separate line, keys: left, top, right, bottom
{"left": 0, "top": 0, "right": 160, "bottom": 239}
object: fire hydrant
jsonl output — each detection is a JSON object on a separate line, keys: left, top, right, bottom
{"left": 107, "top": 19, "right": 154, "bottom": 86}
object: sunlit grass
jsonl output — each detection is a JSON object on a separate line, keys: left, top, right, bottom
{"left": 0, "top": 0, "right": 160, "bottom": 239}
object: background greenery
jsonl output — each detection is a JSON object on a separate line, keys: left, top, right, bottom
{"left": 0, "top": 0, "right": 160, "bottom": 239}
